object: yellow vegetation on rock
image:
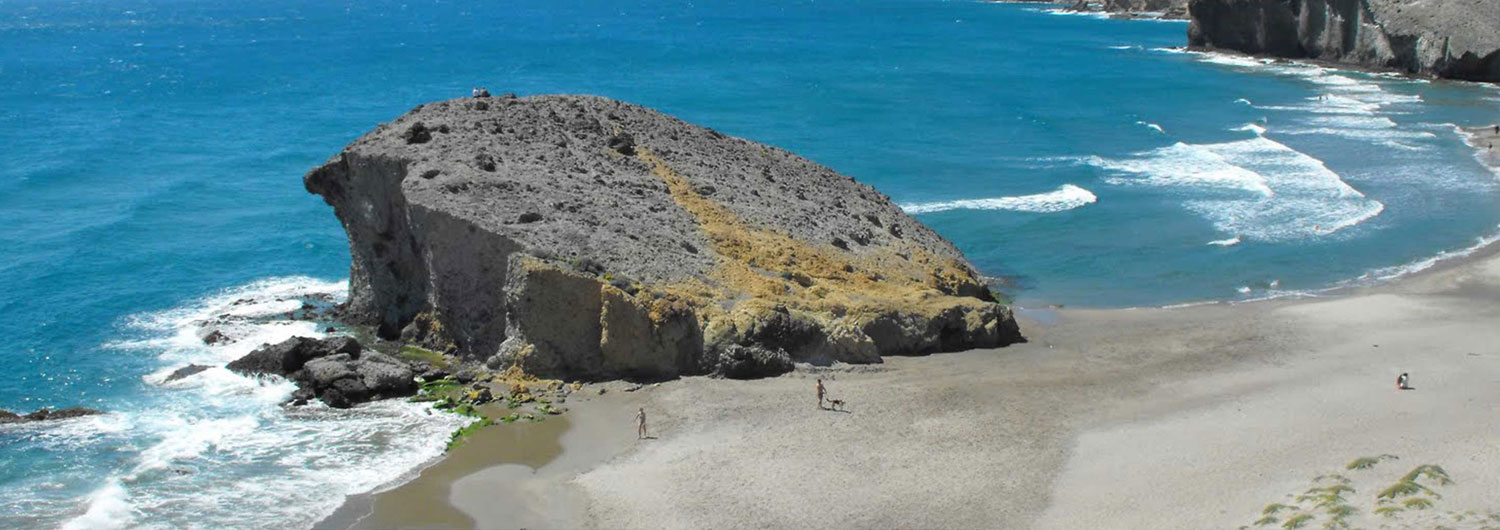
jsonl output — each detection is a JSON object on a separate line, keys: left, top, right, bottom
{"left": 634, "top": 148, "right": 992, "bottom": 324}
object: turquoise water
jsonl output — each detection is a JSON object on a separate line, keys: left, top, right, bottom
{"left": 2, "top": 0, "right": 1498, "bottom": 527}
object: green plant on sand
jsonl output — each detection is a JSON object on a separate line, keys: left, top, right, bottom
{"left": 1248, "top": 457, "right": 1470, "bottom": 530}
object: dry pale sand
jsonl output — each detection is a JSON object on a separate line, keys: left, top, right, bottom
{"left": 347, "top": 127, "right": 1500, "bottom": 528}
{"left": 558, "top": 251, "right": 1500, "bottom": 529}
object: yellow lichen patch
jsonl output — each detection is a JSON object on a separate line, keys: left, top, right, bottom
{"left": 634, "top": 148, "right": 988, "bottom": 318}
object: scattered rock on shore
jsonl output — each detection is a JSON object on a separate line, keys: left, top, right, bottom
{"left": 714, "top": 344, "right": 794, "bottom": 379}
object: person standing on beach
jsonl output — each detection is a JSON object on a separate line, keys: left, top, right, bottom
{"left": 816, "top": 378, "right": 826, "bottom": 409}
{"left": 1396, "top": 373, "right": 1410, "bottom": 390}
{"left": 636, "top": 407, "right": 648, "bottom": 439}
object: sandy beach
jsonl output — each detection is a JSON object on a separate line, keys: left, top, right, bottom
{"left": 329, "top": 133, "right": 1500, "bottom": 529}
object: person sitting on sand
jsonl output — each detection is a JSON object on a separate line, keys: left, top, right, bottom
{"left": 472, "top": 87, "right": 481, "bottom": 98}
{"left": 816, "top": 378, "right": 826, "bottom": 409}
{"left": 1396, "top": 372, "right": 1410, "bottom": 390}
{"left": 478, "top": 87, "right": 492, "bottom": 98}
{"left": 636, "top": 407, "right": 648, "bottom": 439}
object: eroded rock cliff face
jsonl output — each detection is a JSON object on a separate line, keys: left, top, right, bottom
{"left": 1187, "top": 0, "right": 1500, "bottom": 81}
{"left": 306, "top": 95, "right": 1022, "bottom": 380}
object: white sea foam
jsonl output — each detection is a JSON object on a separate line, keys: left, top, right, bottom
{"left": 1234, "top": 98, "right": 1252, "bottom": 105}
{"left": 54, "top": 277, "right": 471, "bottom": 530}
{"left": 1235, "top": 122, "right": 1267, "bottom": 135}
{"left": 1207, "top": 236, "right": 1242, "bottom": 246}
{"left": 1357, "top": 230, "right": 1500, "bottom": 282}
{"left": 1037, "top": 8, "right": 1110, "bottom": 18}
{"left": 1087, "top": 130, "right": 1385, "bottom": 241}
{"left": 902, "top": 184, "right": 1098, "bottom": 214}
{"left": 1137, "top": 121, "right": 1165, "bottom": 134}
{"left": 61, "top": 481, "right": 132, "bottom": 530}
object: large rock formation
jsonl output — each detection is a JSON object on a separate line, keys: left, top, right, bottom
{"left": 227, "top": 336, "right": 418, "bottom": 408}
{"left": 305, "top": 95, "right": 1023, "bottom": 381}
{"left": 1187, "top": 0, "right": 1500, "bottom": 81}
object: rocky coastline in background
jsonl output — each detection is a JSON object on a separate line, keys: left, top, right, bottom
{"left": 1071, "top": 0, "right": 1189, "bottom": 19}
{"left": 302, "top": 95, "right": 1024, "bottom": 384}
{"left": 991, "top": 0, "right": 1189, "bottom": 20}
{"left": 1187, "top": 0, "right": 1500, "bottom": 82}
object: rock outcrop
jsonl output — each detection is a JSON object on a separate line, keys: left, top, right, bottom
{"left": 1187, "top": 0, "right": 1500, "bottom": 81}
{"left": 227, "top": 336, "right": 418, "bottom": 408}
{"left": 0, "top": 407, "right": 104, "bottom": 424}
{"left": 1069, "top": 0, "right": 1189, "bottom": 19}
{"left": 305, "top": 95, "right": 1023, "bottom": 381}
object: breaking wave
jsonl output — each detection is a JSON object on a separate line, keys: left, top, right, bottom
{"left": 30, "top": 277, "right": 470, "bottom": 530}
{"left": 1084, "top": 125, "right": 1385, "bottom": 241}
{"left": 902, "top": 184, "right": 1098, "bottom": 214}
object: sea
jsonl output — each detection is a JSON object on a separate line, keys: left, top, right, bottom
{"left": 2, "top": 0, "right": 1498, "bottom": 527}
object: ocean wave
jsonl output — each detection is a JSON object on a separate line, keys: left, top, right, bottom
{"left": 1357, "top": 230, "right": 1500, "bottom": 282}
{"left": 1087, "top": 131, "right": 1385, "bottom": 241}
{"left": 1036, "top": 8, "right": 1110, "bottom": 18}
{"left": 45, "top": 277, "right": 470, "bottom": 530}
{"left": 1207, "top": 236, "right": 1241, "bottom": 247}
{"left": 1136, "top": 121, "right": 1165, "bottom": 134}
{"left": 902, "top": 184, "right": 1098, "bottom": 214}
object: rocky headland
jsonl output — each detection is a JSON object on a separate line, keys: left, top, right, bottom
{"left": 304, "top": 95, "right": 1023, "bottom": 382}
{"left": 1187, "top": 0, "right": 1500, "bottom": 81}
{"left": 1070, "top": 0, "right": 1189, "bottom": 19}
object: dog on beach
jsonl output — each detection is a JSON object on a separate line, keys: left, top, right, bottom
{"left": 827, "top": 398, "right": 845, "bottom": 411}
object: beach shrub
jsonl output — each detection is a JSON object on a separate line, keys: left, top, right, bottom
{"left": 1281, "top": 513, "right": 1313, "bottom": 529}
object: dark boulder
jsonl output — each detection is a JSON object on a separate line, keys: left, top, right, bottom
{"left": 714, "top": 345, "right": 794, "bottom": 379}
{"left": 165, "top": 364, "right": 212, "bottom": 383}
{"left": 199, "top": 329, "right": 229, "bottom": 345}
{"left": 227, "top": 336, "right": 360, "bottom": 377}
{"left": 288, "top": 351, "right": 416, "bottom": 408}
{"left": 0, "top": 410, "right": 24, "bottom": 424}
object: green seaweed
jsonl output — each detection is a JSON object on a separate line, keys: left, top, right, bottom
{"left": 399, "top": 345, "right": 449, "bottom": 369}
{"left": 446, "top": 418, "right": 493, "bottom": 451}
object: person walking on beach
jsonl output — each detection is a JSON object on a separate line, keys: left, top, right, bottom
{"left": 816, "top": 378, "right": 826, "bottom": 409}
{"left": 636, "top": 407, "right": 648, "bottom": 439}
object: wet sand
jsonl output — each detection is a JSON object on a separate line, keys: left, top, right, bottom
{"left": 1462, "top": 123, "right": 1500, "bottom": 172}
{"left": 321, "top": 389, "right": 640, "bottom": 530}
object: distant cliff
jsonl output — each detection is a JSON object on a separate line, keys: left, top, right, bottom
{"left": 1042, "top": 0, "right": 1189, "bottom": 19}
{"left": 1187, "top": 0, "right": 1500, "bottom": 82}
{"left": 305, "top": 95, "right": 1022, "bottom": 381}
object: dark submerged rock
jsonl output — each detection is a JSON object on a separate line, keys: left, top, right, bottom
{"left": 165, "top": 364, "right": 212, "bottom": 382}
